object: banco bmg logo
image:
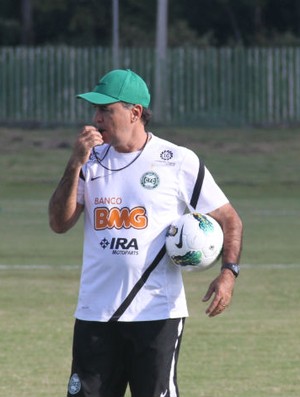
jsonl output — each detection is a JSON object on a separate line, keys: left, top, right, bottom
{"left": 99, "top": 237, "right": 139, "bottom": 255}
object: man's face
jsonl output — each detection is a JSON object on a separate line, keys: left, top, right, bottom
{"left": 93, "top": 102, "right": 134, "bottom": 145}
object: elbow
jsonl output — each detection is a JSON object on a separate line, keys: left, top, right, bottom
{"left": 48, "top": 203, "right": 83, "bottom": 234}
{"left": 49, "top": 212, "right": 72, "bottom": 234}
{"left": 236, "top": 212, "right": 243, "bottom": 234}
{"left": 228, "top": 209, "right": 243, "bottom": 239}
{"left": 48, "top": 210, "right": 82, "bottom": 234}
{"left": 49, "top": 218, "right": 68, "bottom": 234}
{"left": 226, "top": 204, "right": 243, "bottom": 231}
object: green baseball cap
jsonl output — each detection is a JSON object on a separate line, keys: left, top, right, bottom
{"left": 77, "top": 69, "right": 151, "bottom": 108}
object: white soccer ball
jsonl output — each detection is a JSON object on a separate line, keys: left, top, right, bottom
{"left": 166, "top": 212, "right": 224, "bottom": 271}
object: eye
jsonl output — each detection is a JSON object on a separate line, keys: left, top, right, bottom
{"left": 94, "top": 105, "right": 109, "bottom": 112}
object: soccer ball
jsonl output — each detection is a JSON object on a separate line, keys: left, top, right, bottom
{"left": 165, "top": 212, "right": 223, "bottom": 271}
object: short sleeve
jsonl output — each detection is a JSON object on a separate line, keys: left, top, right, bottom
{"left": 194, "top": 167, "right": 229, "bottom": 214}
{"left": 178, "top": 148, "right": 228, "bottom": 214}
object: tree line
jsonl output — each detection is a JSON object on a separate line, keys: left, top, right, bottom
{"left": 1, "top": 0, "right": 300, "bottom": 47}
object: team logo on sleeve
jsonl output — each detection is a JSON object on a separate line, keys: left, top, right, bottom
{"left": 140, "top": 172, "right": 160, "bottom": 189}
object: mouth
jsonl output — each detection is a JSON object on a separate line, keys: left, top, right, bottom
{"left": 98, "top": 129, "right": 110, "bottom": 144}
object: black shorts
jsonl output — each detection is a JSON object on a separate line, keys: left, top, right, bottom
{"left": 67, "top": 318, "right": 185, "bottom": 397}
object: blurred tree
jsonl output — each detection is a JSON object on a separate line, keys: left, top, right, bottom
{"left": 0, "top": 0, "right": 300, "bottom": 46}
{"left": 0, "top": 0, "right": 20, "bottom": 45}
{"left": 174, "top": 0, "right": 300, "bottom": 46}
{"left": 118, "top": 0, "right": 156, "bottom": 46}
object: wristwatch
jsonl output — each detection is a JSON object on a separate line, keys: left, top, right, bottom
{"left": 221, "top": 263, "right": 240, "bottom": 278}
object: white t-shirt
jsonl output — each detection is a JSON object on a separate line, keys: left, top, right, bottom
{"left": 75, "top": 133, "right": 228, "bottom": 322}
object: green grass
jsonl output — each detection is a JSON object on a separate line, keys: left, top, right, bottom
{"left": 0, "top": 126, "right": 300, "bottom": 396}
{"left": 180, "top": 267, "right": 300, "bottom": 397}
{"left": 0, "top": 266, "right": 299, "bottom": 397}
{"left": 0, "top": 268, "right": 78, "bottom": 397}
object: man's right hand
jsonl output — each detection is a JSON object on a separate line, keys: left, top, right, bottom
{"left": 71, "top": 125, "right": 104, "bottom": 166}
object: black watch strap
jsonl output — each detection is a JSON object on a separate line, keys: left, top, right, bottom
{"left": 221, "top": 263, "right": 240, "bottom": 277}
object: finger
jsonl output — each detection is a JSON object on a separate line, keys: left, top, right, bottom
{"left": 81, "top": 125, "right": 98, "bottom": 134}
{"left": 80, "top": 126, "right": 102, "bottom": 140}
{"left": 207, "top": 300, "right": 228, "bottom": 317}
{"left": 79, "top": 127, "right": 103, "bottom": 147}
{"left": 202, "top": 284, "right": 214, "bottom": 302}
{"left": 71, "top": 130, "right": 102, "bottom": 165}
{"left": 205, "top": 299, "right": 218, "bottom": 316}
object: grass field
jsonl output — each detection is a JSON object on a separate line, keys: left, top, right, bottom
{"left": 0, "top": 125, "right": 300, "bottom": 396}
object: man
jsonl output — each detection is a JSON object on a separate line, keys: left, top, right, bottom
{"left": 49, "top": 69, "right": 243, "bottom": 397}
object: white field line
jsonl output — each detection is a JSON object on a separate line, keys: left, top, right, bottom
{"left": 243, "top": 263, "right": 300, "bottom": 269}
{"left": 0, "top": 264, "right": 299, "bottom": 270}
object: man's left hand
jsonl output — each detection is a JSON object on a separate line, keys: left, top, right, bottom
{"left": 202, "top": 269, "right": 236, "bottom": 317}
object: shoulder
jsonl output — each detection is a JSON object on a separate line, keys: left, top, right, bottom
{"left": 149, "top": 133, "right": 199, "bottom": 161}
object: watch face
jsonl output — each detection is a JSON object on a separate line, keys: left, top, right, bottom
{"left": 222, "top": 263, "right": 240, "bottom": 276}
{"left": 232, "top": 265, "right": 240, "bottom": 276}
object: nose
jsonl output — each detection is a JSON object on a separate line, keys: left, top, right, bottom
{"left": 93, "top": 107, "right": 103, "bottom": 124}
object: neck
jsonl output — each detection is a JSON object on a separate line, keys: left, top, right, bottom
{"left": 113, "top": 131, "right": 149, "bottom": 153}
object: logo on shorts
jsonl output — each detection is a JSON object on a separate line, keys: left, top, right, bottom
{"left": 68, "top": 373, "right": 81, "bottom": 395}
{"left": 140, "top": 172, "right": 160, "bottom": 189}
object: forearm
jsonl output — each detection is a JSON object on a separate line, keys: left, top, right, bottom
{"left": 209, "top": 203, "right": 243, "bottom": 264}
{"left": 49, "top": 126, "right": 103, "bottom": 233}
{"left": 204, "top": 203, "right": 243, "bottom": 316}
{"left": 221, "top": 211, "right": 243, "bottom": 264}
{"left": 49, "top": 157, "right": 83, "bottom": 233}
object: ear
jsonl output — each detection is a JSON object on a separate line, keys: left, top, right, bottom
{"left": 131, "top": 104, "right": 143, "bottom": 122}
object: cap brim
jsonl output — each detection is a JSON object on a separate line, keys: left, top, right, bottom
{"left": 77, "top": 92, "right": 119, "bottom": 105}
